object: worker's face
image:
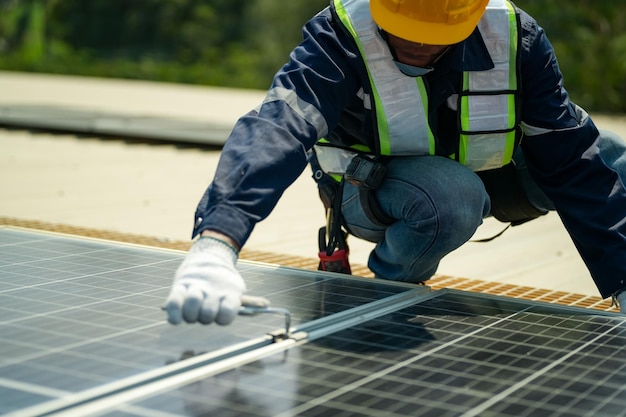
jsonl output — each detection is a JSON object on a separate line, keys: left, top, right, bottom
{"left": 385, "top": 32, "right": 450, "bottom": 67}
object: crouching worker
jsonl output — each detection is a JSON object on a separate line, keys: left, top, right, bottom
{"left": 164, "top": 0, "right": 626, "bottom": 325}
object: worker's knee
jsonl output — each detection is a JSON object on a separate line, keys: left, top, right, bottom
{"left": 341, "top": 156, "right": 490, "bottom": 246}
{"left": 597, "top": 129, "right": 626, "bottom": 169}
{"left": 381, "top": 156, "right": 489, "bottom": 241}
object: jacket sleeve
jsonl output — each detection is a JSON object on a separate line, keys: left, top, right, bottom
{"left": 192, "top": 8, "right": 362, "bottom": 247}
{"left": 518, "top": 12, "right": 626, "bottom": 297}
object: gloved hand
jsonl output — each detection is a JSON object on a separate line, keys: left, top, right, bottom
{"left": 163, "top": 236, "right": 269, "bottom": 325}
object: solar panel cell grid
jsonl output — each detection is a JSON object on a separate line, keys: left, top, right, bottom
{"left": 0, "top": 228, "right": 418, "bottom": 415}
{"left": 95, "top": 294, "right": 624, "bottom": 417}
{"left": 1, "top": 228, "right": 624, "bottom": 417}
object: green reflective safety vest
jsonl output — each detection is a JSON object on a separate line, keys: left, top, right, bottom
{"left": 320, "top": 0, "right": 520, "bottom": 173}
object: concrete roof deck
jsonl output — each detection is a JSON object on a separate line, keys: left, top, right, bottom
{"left": 1, "top": 70, "right": 625, "bottom": 312}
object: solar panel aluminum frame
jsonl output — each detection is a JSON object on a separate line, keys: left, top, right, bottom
{"left": 10, "top": 287, "right": 433, "bottom": 417}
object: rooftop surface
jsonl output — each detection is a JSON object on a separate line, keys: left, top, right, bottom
{"left": 1, "top": 70, "right": 626, "bottom": 311}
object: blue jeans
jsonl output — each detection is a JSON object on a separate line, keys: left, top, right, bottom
{"left": 596, "top": 129, "right": 626, "bottom": 177}
{"left": 341, "top": 155, "right": 491, "bottom": 283}
{"left": 340, "top": 129, "right": 625, "bottom": 284}
{"left": 340, "top": 129, "right": 625, "bottom": 290}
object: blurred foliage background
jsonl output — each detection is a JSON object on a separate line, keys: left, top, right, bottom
{"left": 0, "top": 0, "right": 624, "bottom": 113}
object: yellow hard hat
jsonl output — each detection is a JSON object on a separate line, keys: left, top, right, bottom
{"left": 370, "top": 0, "right": 490, "bottom": 45}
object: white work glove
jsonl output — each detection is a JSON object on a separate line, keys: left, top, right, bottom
{"left": 163, "top": 236, "right": 269, "bottom": 325}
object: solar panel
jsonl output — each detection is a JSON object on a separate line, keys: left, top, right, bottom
{"left": 0, "top": 104, "right": 232, "bottom": 145}
{"left": 0, "top": 228, "right": 417, "bottom": 416}
{"left": 1, "top": 228, "right": 624, "bottom": 417}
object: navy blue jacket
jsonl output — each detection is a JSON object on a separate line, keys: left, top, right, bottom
{"left": 193, "top": 4, "right": 625, "bottom": 298}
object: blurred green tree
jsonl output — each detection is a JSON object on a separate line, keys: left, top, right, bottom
{"left": 0, "top": 0, "right": 46, "bottom": 61}
{"left": 0, "top": 0, "right": 327, "bottom": 87}
{"left": 0, "top": 0, "right": 623, "bottom": 113}
{"left": 517, "top": 0, "right": 626, "bottom": 112}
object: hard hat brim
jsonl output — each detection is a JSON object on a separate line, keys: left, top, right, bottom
{"left": 370, "top": 0, "right": 488, "bottom": 45}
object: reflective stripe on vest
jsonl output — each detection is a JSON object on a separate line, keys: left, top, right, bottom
{"left": 459, "top": 0, "right": 519, "bottom": 171}
{"left": 331, "top": 0, "right": 520, "bottom": 172}
{"left": 334, "top": 0, "right": 435, "bottom": 156}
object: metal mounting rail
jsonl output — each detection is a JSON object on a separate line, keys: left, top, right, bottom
{"left": 12, "top": 287, "right": 434, "bottom": 417}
